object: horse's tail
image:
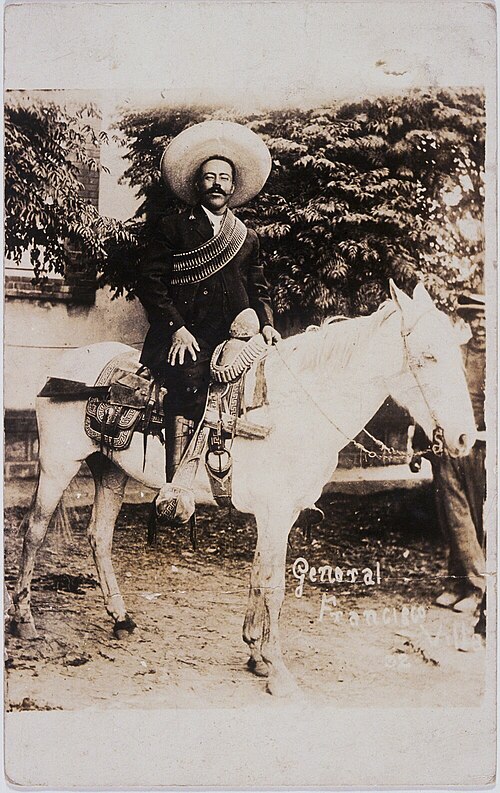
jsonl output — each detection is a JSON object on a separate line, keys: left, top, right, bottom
{"left": 17, "top": 508, "right": 30, "bottom": 537}
{"left": 52, "top": 489, "right": 78, "bottom": 546}
{"left": 16, "top": 484, "right": 38, "bottom": 536}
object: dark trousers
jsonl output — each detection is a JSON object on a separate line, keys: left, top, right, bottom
{"left": 432, "top": 442, "right": 486, "bottom": 595}
{"left": 160, "top": 337, "right": 220, "bottom": 482}
{"left": 161, "top": 339, "right": 216, "bottom": 424}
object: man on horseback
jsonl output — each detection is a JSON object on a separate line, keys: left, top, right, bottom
{"left": 136, "top": 121, "right": 280, "bottom": 482}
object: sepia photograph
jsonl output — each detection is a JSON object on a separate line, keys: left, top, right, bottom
{"left": 3, "top": 0, "right": 497, "bottom": 788}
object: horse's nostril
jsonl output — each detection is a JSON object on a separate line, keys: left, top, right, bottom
{"left": 458, "top": 434, "right": 468, "bottom": 449}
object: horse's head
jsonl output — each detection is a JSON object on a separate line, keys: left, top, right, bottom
{"left": 387, "top": 280, "right": 477, "bottom": 457}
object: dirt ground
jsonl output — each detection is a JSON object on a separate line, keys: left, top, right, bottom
{"left": 4, "top": 486, "right": 486, "bottom": 711}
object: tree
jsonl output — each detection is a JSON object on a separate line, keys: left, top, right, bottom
{"left": 112, "top": 89, "right": 484, "bottom": 325}
{"left": 4, "top": 93, "right": 133, "bottom": 283}
{"left": 243, "top": 90, "right": 485, "bottom": 321}
{"left": 6, "top": 90, "right": 484, "bottom": 323}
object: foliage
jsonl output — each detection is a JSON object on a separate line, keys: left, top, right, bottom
{"left": 5, "top": 90, "right": 485, "bottom": 322}
{"left": 113, "top": 89, "right": 485, "bottom": 323}
{"left": 253, "top": 90, "right": 484, "bottom": 320}
{"left": 4, "top": 94, "right": 133, "bottom": 282}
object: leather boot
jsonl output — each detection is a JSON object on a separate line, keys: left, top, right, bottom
{"left": 156, "top": 408, "right": 196, "bottom": 526}
{"left": 164, "top": 414, "right": 195, "bottom": 482}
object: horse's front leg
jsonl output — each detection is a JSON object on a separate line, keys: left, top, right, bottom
{"left": 243, "top": 562, "right": 267, "bottom": 677}
{"left": 253, "top": 509, "right": 299, "bottom": 697}
{"left": 86, "top": 454, "right": 135, "bottom": 639}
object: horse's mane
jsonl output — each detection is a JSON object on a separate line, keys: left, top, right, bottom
{"left": 280, "top": 301, "right": 398, "bottom": 373}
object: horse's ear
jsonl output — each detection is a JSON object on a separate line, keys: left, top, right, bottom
{"left": 412, "top": 282, "right": 435, "bottom": 309}
{"left": 389, "top": 279, "right": 413, "bottom": 315}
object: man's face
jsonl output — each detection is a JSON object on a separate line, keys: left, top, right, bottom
{"left": 468, "top": 312, "right": 486, "bottom": 350}
{"left": 197, "top": 159, "right": 235, "bottom": 215}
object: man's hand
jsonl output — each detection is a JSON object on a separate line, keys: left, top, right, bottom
{"left": 168, "top": 326, "right": 200, "bottom": 366}
{"left": 262, "top": 325, "right": 282, "bottom": 346}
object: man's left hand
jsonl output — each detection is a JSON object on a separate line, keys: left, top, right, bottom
{"left": 262, "top": 325, "right": 281, "bottom": 346}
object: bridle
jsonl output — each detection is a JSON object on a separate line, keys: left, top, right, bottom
{"left": 274, "top": 309, "right": 445, "bottom": 462}
{"left": 400, "top": 311, "right": 445, "bottom": 456}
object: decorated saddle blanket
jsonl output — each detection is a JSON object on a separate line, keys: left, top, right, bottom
{"left": 83, "top": 351, "right": 167, "bottom": 453}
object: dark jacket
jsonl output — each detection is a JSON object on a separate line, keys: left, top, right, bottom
{"left": 137, "top": 205, "right": 274, "bottom": 376}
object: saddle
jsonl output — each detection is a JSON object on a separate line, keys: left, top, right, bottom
{"left": 85, "top": 354, "right": 168, "bottom": 455}
{"left": 38, "top": 312, "right": 271, "bottom": 512}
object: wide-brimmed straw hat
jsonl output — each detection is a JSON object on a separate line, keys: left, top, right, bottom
{"left": 160, "top": 120, "right": 272, "bottom": 207}
{"left": 456, "top": 290, "right": 486, "bottom": 316}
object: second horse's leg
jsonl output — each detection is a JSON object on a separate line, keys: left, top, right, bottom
{"left": 86, "top": 453, "right": 134, "bottom": 638}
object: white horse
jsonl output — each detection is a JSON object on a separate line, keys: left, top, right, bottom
{"left": 10, "top": 282, "right": 476, "bottom": 696}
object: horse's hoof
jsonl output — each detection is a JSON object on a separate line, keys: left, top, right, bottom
{"left": 266, "top": 672, "right": 300, "bottom": 698}
{"left": 113, "top": 615, "right": 137, "bottom": 639}
{"left": 247, "top": 657, "right": 269, "bottom": 677}
{"left": 9, "top": 617, "right": 38, "bottom": 640}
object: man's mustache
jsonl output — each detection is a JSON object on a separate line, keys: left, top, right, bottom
{"left": 204, "top": 186, "right": 228, "bottom": 197}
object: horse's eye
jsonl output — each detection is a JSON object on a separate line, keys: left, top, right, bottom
{"left": 422, "top": 352, "right": 437, "bottom": 363}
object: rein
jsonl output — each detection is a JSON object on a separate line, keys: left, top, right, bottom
{"left": 274, "top": 314, "right": 445, "bottom": 463}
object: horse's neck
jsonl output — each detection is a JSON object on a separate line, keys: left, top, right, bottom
{"left": 267, "top": 312, "right": 402, "bottom": 449}
{"left": 328, "top": 315, "right": 402, "bottom": 443}
{"left": 321, "top": 362, "right": 389, "bottom": 447}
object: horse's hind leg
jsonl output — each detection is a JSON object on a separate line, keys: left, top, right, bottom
{"left": 11, "top": 460, "right": 82, "bottom": 639}
{"left": 86, "top": 453, "right": 134, "bottom": 638}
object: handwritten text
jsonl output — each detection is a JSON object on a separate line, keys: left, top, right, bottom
{"left": 292, "top": 556, "right": 381, "bottom": 598}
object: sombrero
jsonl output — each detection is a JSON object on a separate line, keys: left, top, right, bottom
{"left": 160, "top": 120, "right": 271, "bottom": 207}
{"left": 456, "top": 290, "right": 485, "bottom": 316}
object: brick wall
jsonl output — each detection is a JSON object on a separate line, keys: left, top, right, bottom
{"left": 63, "top": 142, "right": 100, "bottom": 302}
{"left": 4, "top": 410, "right": 39, "bottom": 479}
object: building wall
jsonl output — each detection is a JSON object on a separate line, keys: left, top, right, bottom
{"left": 5, "top": 94, "right": 150, "bottom": 410}
{"left": 4, "top": 288, "right": 148, "bottom": 411}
